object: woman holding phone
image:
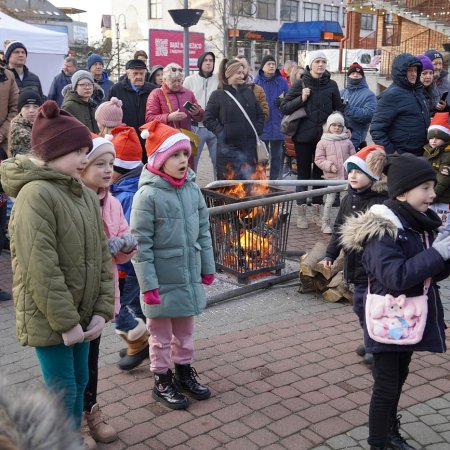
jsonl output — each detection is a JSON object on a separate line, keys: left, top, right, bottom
{"left": 145, "top": 63, "right": 204, "bottom": 169}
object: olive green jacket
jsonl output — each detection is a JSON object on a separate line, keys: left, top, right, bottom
{"left": 423, "top": 142, "right": 450, "bottom": 204}
{"left": 0, "top": 155, "right": 114, "bottom": 347}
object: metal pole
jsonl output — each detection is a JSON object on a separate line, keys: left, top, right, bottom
{"left": 207, "top": 186, "right": 345, "bottom": 216}
{"left": 116, "top": 20, "right": 120, "bottom": 80}
{"left": 184, "top": 0, "right": 189, "bottom": 74}
{"left": 205, "top": 179, "right": 347, "bottom": 188}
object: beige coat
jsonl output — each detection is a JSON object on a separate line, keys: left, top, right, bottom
{"left": 0, "top": 67, "right": 19, "bottom": 155}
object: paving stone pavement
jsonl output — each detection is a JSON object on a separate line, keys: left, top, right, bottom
{"left": 1, "top": 150, "right": 450, "bottom": 449}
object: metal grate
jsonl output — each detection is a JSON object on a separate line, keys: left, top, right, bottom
{"left": 202, "top": 185, "right": 293, "bottom": 284}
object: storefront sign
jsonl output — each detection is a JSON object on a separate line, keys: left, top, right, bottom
{"left": 228, "top": 29, "right": 278, "bottom": 41}
{"left": 149, "top": 29, "right": 205, "bottom": 70}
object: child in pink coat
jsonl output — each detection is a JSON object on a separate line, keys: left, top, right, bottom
{"left": 315, "top": 111, "right": 355, "bottom": 233}
{"left": 80, "top": 135, "right": 138, "bottom": 448}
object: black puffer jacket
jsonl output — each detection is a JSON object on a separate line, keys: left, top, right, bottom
{"left": 204, "top": 84, "right": 264, "bottom": 145}
{"left": 8, "top": 65, "right": 43, "bottom": 98}
{"left": 279, "top": 68, "right": 343, "bottom": 145}
{"left": 326, "top": 180, "right": 388, "bottom": 284}
{"left": 370, "top": 53, "right": 430, "bottom": 155}
{"left": 109, "top": 79, "right": 157, "bottom": 155}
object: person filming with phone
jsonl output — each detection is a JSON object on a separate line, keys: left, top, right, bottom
{"left": 145, "top": 63, "right": 203, "bottom": 169}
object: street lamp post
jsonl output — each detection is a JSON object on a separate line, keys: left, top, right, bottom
{"left": 111, "top": 14, "right": 126, "bottom": 80}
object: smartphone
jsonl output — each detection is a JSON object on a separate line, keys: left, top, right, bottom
{"left": 183, "top": 101, "right": 194, "bottom": 111}
{"left": 440, "top": 91, "right": 448, "bottom": 102}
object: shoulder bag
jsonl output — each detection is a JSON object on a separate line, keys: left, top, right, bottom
{"left": 161, "top": 87, "right": 200, "bottom": 156}
{"left": 224, "top": 90, "right": 269, "bottom": 164}
{"left": 280, "top": 81, "right": 307, "bottom": 136}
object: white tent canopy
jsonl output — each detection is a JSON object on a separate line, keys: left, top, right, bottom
{"left": 0, "top": 11, "right": 69, "bottom": 95}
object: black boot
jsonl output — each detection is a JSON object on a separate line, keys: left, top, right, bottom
{"left": 152, "top": 369, "right": 189, "bottom": 410}
{"left": 363, "top": 352, "right": 374, "bottom": 369}
{"left": 356, "top": 343, "right": 366, "bottom": 356}
{"left": 174, "top": 364, "right": 211, "bottom": 400}
{"left": 386, "top": 415, "right": 417, "bottom": 450}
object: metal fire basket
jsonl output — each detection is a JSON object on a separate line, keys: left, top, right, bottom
{"left": 202, "top": 185, "right": 293, "bottom": 284}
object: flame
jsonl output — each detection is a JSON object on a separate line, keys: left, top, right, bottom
{"left": 214, "top": 163, "right": 282, "bottom": 275}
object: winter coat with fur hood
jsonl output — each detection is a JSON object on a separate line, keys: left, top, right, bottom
{"left": 0, "top": 155, "right": 114, "bottom": 347}
{"left": 131, "top": 167, "right": 215, "bottom": 319}
{"left": 340, "top": 203, "right": 449, "bottom": 354}
{"left": 326, "top": 180, "right": 388, "bottom": 284}
{"left": 7, "top": 113, "right": 32, "bottom": 156}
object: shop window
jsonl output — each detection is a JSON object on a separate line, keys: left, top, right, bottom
{"left": 257, "top": 0, "right": 276, "bottom": 20}
{"left": 280, "top": 0, "right": 298, "bottom": 22}
{"left": 303, "top": 3, "right": 319, "bottom": 22}
{"left": 361, "top": 13, "right": 374, "bottom": 30}
{"left": 148, "top": 0, "right": 162, "bottom": 19}
{"left": 323, "top": 5, "right": 339, "bottom": 22}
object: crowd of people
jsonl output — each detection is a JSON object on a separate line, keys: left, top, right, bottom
{"left": 0, "top": 38, "right": 450, "bottom": 450}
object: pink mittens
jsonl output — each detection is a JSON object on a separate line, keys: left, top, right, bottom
{"left": 201, "top": 274, "right": 215, "bottom": 285}
{"left": 144, "top": 289, "right": 161, "bottom": 305}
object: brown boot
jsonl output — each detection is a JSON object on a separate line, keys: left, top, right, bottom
{"left": 81, "top": 416, "right": 97, "bottom": 449}
{"left": 117, "top": 332, "right": 149, "bottom": 371}
{"left": 85, "top": 403, "right": 117, "bottom": 443}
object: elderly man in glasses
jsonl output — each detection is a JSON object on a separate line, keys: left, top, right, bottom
{"left": 145, "top": 63, "right": 204, "bottom": 168}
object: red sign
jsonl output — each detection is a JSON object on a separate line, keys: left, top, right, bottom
{"left": 149, "top": 29, "right": 205, "bottom": 70}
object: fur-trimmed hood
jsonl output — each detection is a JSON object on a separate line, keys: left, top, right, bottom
{"left": 340, "top": 203, "right": 402, "bottom": 252}
{"left": 0, "top": 376, "right": 83, "bottom": 450}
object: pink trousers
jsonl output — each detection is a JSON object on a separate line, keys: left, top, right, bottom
{"left": 147, "top": 316, "right": 195, "bottom": 374}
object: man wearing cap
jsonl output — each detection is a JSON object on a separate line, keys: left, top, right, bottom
{"left": 254, "top": 54, "right": 289, "bottom": 180}
{"left": 424, "top": 49, "right": 450, "bottom": 99}
{"left": 183, "top": 52, "right": 218, "bottom": 176}
{"left": 5, "top": 41, "right": 43, "bottom": 97}
{"left": 341, "top": 63, "right": 377, "bottom": 150}
{"left": 109, "top": 59, "right": 158, "bottom": 159}
{"left": 371, "top": 53, "right": 430, "bottom": 156}
{"left": 48, "top": 56, "right": 78, "bottom": 106}
{"left": 87, "top": 53, "right": 114, "bottom": 106}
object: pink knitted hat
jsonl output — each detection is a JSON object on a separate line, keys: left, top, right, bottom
{"left": 95, "top": 97, "right": 123, "bottom": 128}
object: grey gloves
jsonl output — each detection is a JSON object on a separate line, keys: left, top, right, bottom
{"left": 108, "top": 236, "right": 124, "bottom": 256}
{"left": 62, "top": 324, "right": 84, "bottom": 346}
{"left": 432, "top": 232, "right": 450, "bottom": 260}
{"left": 121, "top": 234, "right": 138, "bottom": 253}
{"left": 84, "top": 315, "right": 105, "bottom": 341}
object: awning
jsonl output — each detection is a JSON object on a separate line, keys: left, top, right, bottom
{"left": 279, "top": 21, "right": 343, "bottom": 43}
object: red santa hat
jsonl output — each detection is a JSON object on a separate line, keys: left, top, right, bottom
{"left": 427, "top": 112, "right": 450, "bottom": 142}
{"left": 344, "top": 144, "right": 386, "bottom": 181}
{"left": 139, "top": 120, "right": 191, "bottom": 170}
{"left": 105, "top": 125, "right": 143, "bottom": 170}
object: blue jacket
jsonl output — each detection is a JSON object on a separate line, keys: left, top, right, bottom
{"left": 110, "top": 165, "right": 143, "bottom": 275}
{"left": 254, "top": 69, "right": 289, "bottom": 140}
{"left": 342, "top": 204, "right": 448, "bottom": 354}
{"left": 47, "top": 71, "right": 71, "bottom": 106}
{"left": 370, "top": 53, "right": 430, "bottom": 155}
{"left": 340, "top": 77, "right": 376, "bottom": 149}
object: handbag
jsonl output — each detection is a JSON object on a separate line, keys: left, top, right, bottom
{"left": 224, "top": 90, "right": 269, "bottom": 164}
{"left": 160, "top": 88, "right": 200, "bottom": 156}
{"left": 280, "top": 80, "right": 307, "bottom": 136}
{"left": 280, "top": 107, "right": 307, "bottom": 136}
{"left": 365, "top": 278, "right": 430, "bottom": 345}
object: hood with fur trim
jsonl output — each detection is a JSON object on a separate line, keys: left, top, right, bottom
{"left": 340, "top": 203, "right": 402, "bottom": 253}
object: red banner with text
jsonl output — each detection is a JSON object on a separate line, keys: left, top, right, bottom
{"left": 149, "top": 29, "right": 205, "bottom": 70}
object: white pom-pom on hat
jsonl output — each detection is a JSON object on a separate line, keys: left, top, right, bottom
{"left": 104, "top": 134, "right": 113, "bottom": 141}
{"left": 141, "top": 129, "right": 150, "bottom": 139}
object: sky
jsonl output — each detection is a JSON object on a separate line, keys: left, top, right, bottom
{"left": 52, "top": 1, "right": 110, "bottom": 42}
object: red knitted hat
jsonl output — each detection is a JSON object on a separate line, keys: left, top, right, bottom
{"left": 344, "top": 144, "right": 386, "bottom": 180}
{"left": 428, "top": 112, "right": 450, "bottom": 142}
{"left": 347, "top": 62, "right": 365, "bottom": 77}
{"left": 140, "top": 120, "right": 191, "bottom": 170}
{"left": 31, "top": 100, "right": 93, "bottom": 162}
{"left": 107, "top": 125, "right": 143, "bottom": 170}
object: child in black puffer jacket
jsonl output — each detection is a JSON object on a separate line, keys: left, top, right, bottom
{"left": 324, "top": 145, "right": 387, "bottom": 367}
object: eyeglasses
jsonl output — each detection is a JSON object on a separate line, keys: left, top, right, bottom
{"left": 77, "top": 82, "right": 93, "bottom": 88}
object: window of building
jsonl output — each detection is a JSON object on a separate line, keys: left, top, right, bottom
{"left": 303, "top": 3, "right": 319, "bottom": 22}
{"left": 341, "top": 7, "right": 346, "bottom": 27}
{"left": 257, "top": 0, "right": 276, "bottom": 20}
{"left": 280, "top": 0, "right": 298, "bottom": 22}
{"left": 148, "top": 0, "right": 162, "bottom": 19}
{"left": 361, "top": 13, "right": 374, "bottom": 30}
{"left": 323, "top": 5, "right": 339, "bottom": 22}
{"left": 231, "top": 0, "right": 256, "bottom": 16}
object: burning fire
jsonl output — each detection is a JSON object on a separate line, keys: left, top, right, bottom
{"left": 218, "top": 164, "right": 281, "bottom": 271}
